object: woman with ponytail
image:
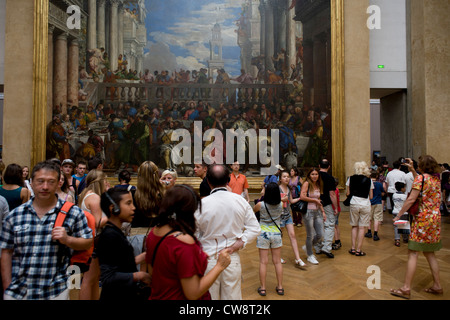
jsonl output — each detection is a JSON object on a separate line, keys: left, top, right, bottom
{"left": 145, "top": 185, "right": 231, "bottom": 300}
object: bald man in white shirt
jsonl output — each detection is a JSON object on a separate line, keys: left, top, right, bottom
{"left": 195, "top": 164, "right": 261, "bottom": 300}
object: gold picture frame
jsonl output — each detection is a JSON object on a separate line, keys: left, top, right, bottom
{"left": 31, "top": 0, "right": 345, "bottom": 185}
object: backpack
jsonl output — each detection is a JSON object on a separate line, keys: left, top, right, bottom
{"left": 54, "top": 202, "right": 97, "bottom": 272}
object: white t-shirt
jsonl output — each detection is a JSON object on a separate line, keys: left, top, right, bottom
{"left": 386, "top": 169, "right": 406, "bottom": 193}
{"left": 392, "top": 192, "right": 407, "bottom": 214}
{"left": 405, "top": 172, "right": 414, "bottom": 195}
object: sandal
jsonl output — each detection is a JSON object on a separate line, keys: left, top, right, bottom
{"left": 275, "top": 287, "right": 284, "bottom": 296}
{"left": 348, "top": 248, "right": 356, "bottom": 255}
{"left": 424, "top": 287, "right": 443, "bottom": 295}
{"left": 395, "top": 240, "right": 400, "bottom": 247}
{"left": 355, "top": 251, "right": 366, "bottom": 256}
{"left": 257, "top": 287, "right": 267, "bottom": 296}
{"left": 390, "top": 288, "right": 411, "bottom": 299}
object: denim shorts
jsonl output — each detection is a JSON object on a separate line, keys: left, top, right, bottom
{"left": 257, "top": 231, "right": 283, "bottom": 249}
{"left": 280, "top": 210, "right": 293, "bottom": 227}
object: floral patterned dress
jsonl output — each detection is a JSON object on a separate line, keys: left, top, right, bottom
{"left": 409, "top": 174, "right": 442, "bottom": 252}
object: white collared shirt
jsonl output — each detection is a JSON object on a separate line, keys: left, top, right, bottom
{"left": 195, "top": 187, "right": 261, "bottom": 257}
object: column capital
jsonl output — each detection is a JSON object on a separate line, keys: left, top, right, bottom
{"left": 55, "top": 32, "right": 69, "bottom": 41}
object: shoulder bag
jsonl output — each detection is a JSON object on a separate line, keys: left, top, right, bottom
{"left": 290, "top": 185, "right": 309, "bottom": 214}
{"left": 408, "top": 174, "right": 424, "bottom": 217}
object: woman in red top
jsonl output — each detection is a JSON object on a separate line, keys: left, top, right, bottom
{"left": 146, "top": 185, "right": 231, "bottom": 300}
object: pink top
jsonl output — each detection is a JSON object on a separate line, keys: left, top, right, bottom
{"left": 307, "top": 188, "right": 321, "bottom": 210}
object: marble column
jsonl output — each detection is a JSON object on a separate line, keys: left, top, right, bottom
{"left": 286, "top": 0, "right": 297, "bottom": 69}
{"left": 109, "top": 0, "right": 119, "bottom": 72}
{"left": 259, "top": 2, "right": 266, "bottom": 56}
{"left": 118, "top": 3, "right": 124, "bottom": 58}
{"left": 47, "top": 26, "right": 55, "bottom": 123}
{"left": 97, "top": 0, "right": 106, "bottom": 49}
{"left": 302, "top": 39, "right": 314, "bottom": 106}
{"left": 313, "top": 33, "right": 327, "bottom": 108}
{"left": 67, "top": 38, "right": 79, "bottom": 108}
{"left": 53, "top": 32, "right": 68, "bottom": 114}
{"left": 88, "top": 0, "right": 97, "bottom": 50}
{"left": 263, "top": 0, "right": 275, "bottom": 72}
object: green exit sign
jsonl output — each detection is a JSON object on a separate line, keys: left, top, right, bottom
{"left": 377, "top": 65, "right": 385, "bottom": 69}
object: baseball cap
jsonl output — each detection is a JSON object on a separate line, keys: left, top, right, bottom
{"left": 275, "top": 164, "right": 284, "bottom": 170}
{"left": 61, "top": 159, "right": 75, "bottom": 167}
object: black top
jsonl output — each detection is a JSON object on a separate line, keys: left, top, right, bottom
{"left": 349, "top": 175, "right": 372, "bottom": 198}
{"left": 319, "top": 171, "right": 336, "bottom": 207}
{"left": 96, "top": 222, "right": 139, "bottom": 301}
{"left": 200, "top": 177, "right": 212, "bottom": 198}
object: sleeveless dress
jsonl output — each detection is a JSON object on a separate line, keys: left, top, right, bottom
{"left": 0, "top": 186, "right": 23, "bottom": 211}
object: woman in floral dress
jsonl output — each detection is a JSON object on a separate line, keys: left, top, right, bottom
{"left": 390, "top": 155, "right": 443, "bottom": 299}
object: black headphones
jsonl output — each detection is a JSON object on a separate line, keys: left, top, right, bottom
{"left": 105, "top": 191, "right": 120, "bottom": 215}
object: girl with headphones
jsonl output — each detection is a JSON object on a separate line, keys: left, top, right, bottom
{"left": 96, "top": 188, "right": 151, "bottom": 301}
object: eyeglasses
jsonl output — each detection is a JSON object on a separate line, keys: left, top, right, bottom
{"left": 214, "top": 234, "right": 229, "bottom": 259}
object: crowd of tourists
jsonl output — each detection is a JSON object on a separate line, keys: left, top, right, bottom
{"left": 0, "top": 154, "right": 447, "bottom": 300}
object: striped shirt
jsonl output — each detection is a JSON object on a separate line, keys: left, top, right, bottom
{"left": 0, "top": 197, "right": 92, "bottom": 300}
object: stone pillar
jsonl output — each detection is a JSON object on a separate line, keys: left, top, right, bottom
{"left": 264, "top": 0, "right": 275, "bottom": 72}
{"left": 48, "top": 26, "right": 55, "bottom": 123}
{"left": 343, "top": 0, "right": 371, "bottom": 174}
{"left": 3, "top": 0, "right": 35, "bottom": 167}
{"left": 259, "top": 2, "right": 266, "bottom": 55}
{"left": 109, "top": 0, "right": 119, "bottom": 72}
{"left": 67, "top": 38, "right": 79, "bottom": 108}
{"left": 409, "top": 0, "right": 450, "bottom": 162}
{"left": 53, "top": 32, "right": 68, "bottom": 114}
{"left": 302, "top": 39, "right": 313, "bottom": 106}
{"left": 313, "top": 33, "right": 327, "bottom": 108}
{"left": 97, "top": 0, "right": 106, "bottom": 49}
{"left": 88, "top": 0, "right": 97, "bottom": 50}
{"left": 286, "top": 0, "right": 297, "bottom": 70}
{"left": 118, "top": 3, "right": 124, "bottom": 58}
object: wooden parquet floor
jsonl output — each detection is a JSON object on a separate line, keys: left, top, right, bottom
{"left": 240, "top": 209, "right": 450, "bottom": 300}
{"left": 70, "top": 199, "right": 450, "bottom": 301}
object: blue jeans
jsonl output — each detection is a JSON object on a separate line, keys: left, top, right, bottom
{"left": 302, "top": 209, "right": 324, "bottom": 256}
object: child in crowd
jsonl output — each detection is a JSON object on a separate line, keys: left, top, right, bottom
{"left": 392, "top": 182, "right": 409, "bottom": 247}
{"left": 366, "top": 172, "right": 385, "bottom": 241}
{"left": 96, "top": 188, "right": 151, "bottom": 301}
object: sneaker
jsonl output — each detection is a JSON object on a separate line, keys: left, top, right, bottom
{"left": 281, "top": 258, "right": 286, "bottom": 264}
{"left": 307, "top": 255, "right": 319, "bottom": 265}
{"left": 373, "top": 234, "right": 380, "bottom": 241}
{"left": 365, "top": 231, "right": 372, "bottom": 238}
{"left": 295, "top": 259, "right": 306, "bottom": 267}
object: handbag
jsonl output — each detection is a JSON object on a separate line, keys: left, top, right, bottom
{"left": 408, "top": 175, "right": 424, "bottom": 217}
{"left": 343, "top": 195, "right": 352, "bottom": 207}
{"left": 291, "top": 199, "right": 308, "bottom": 214}
{"left": 290, "top": 188, "right": 308, "bottom": 214}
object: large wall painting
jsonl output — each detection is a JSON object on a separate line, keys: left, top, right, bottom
{"left": 46, "top": 0, "right": 332, "bottom": 176}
